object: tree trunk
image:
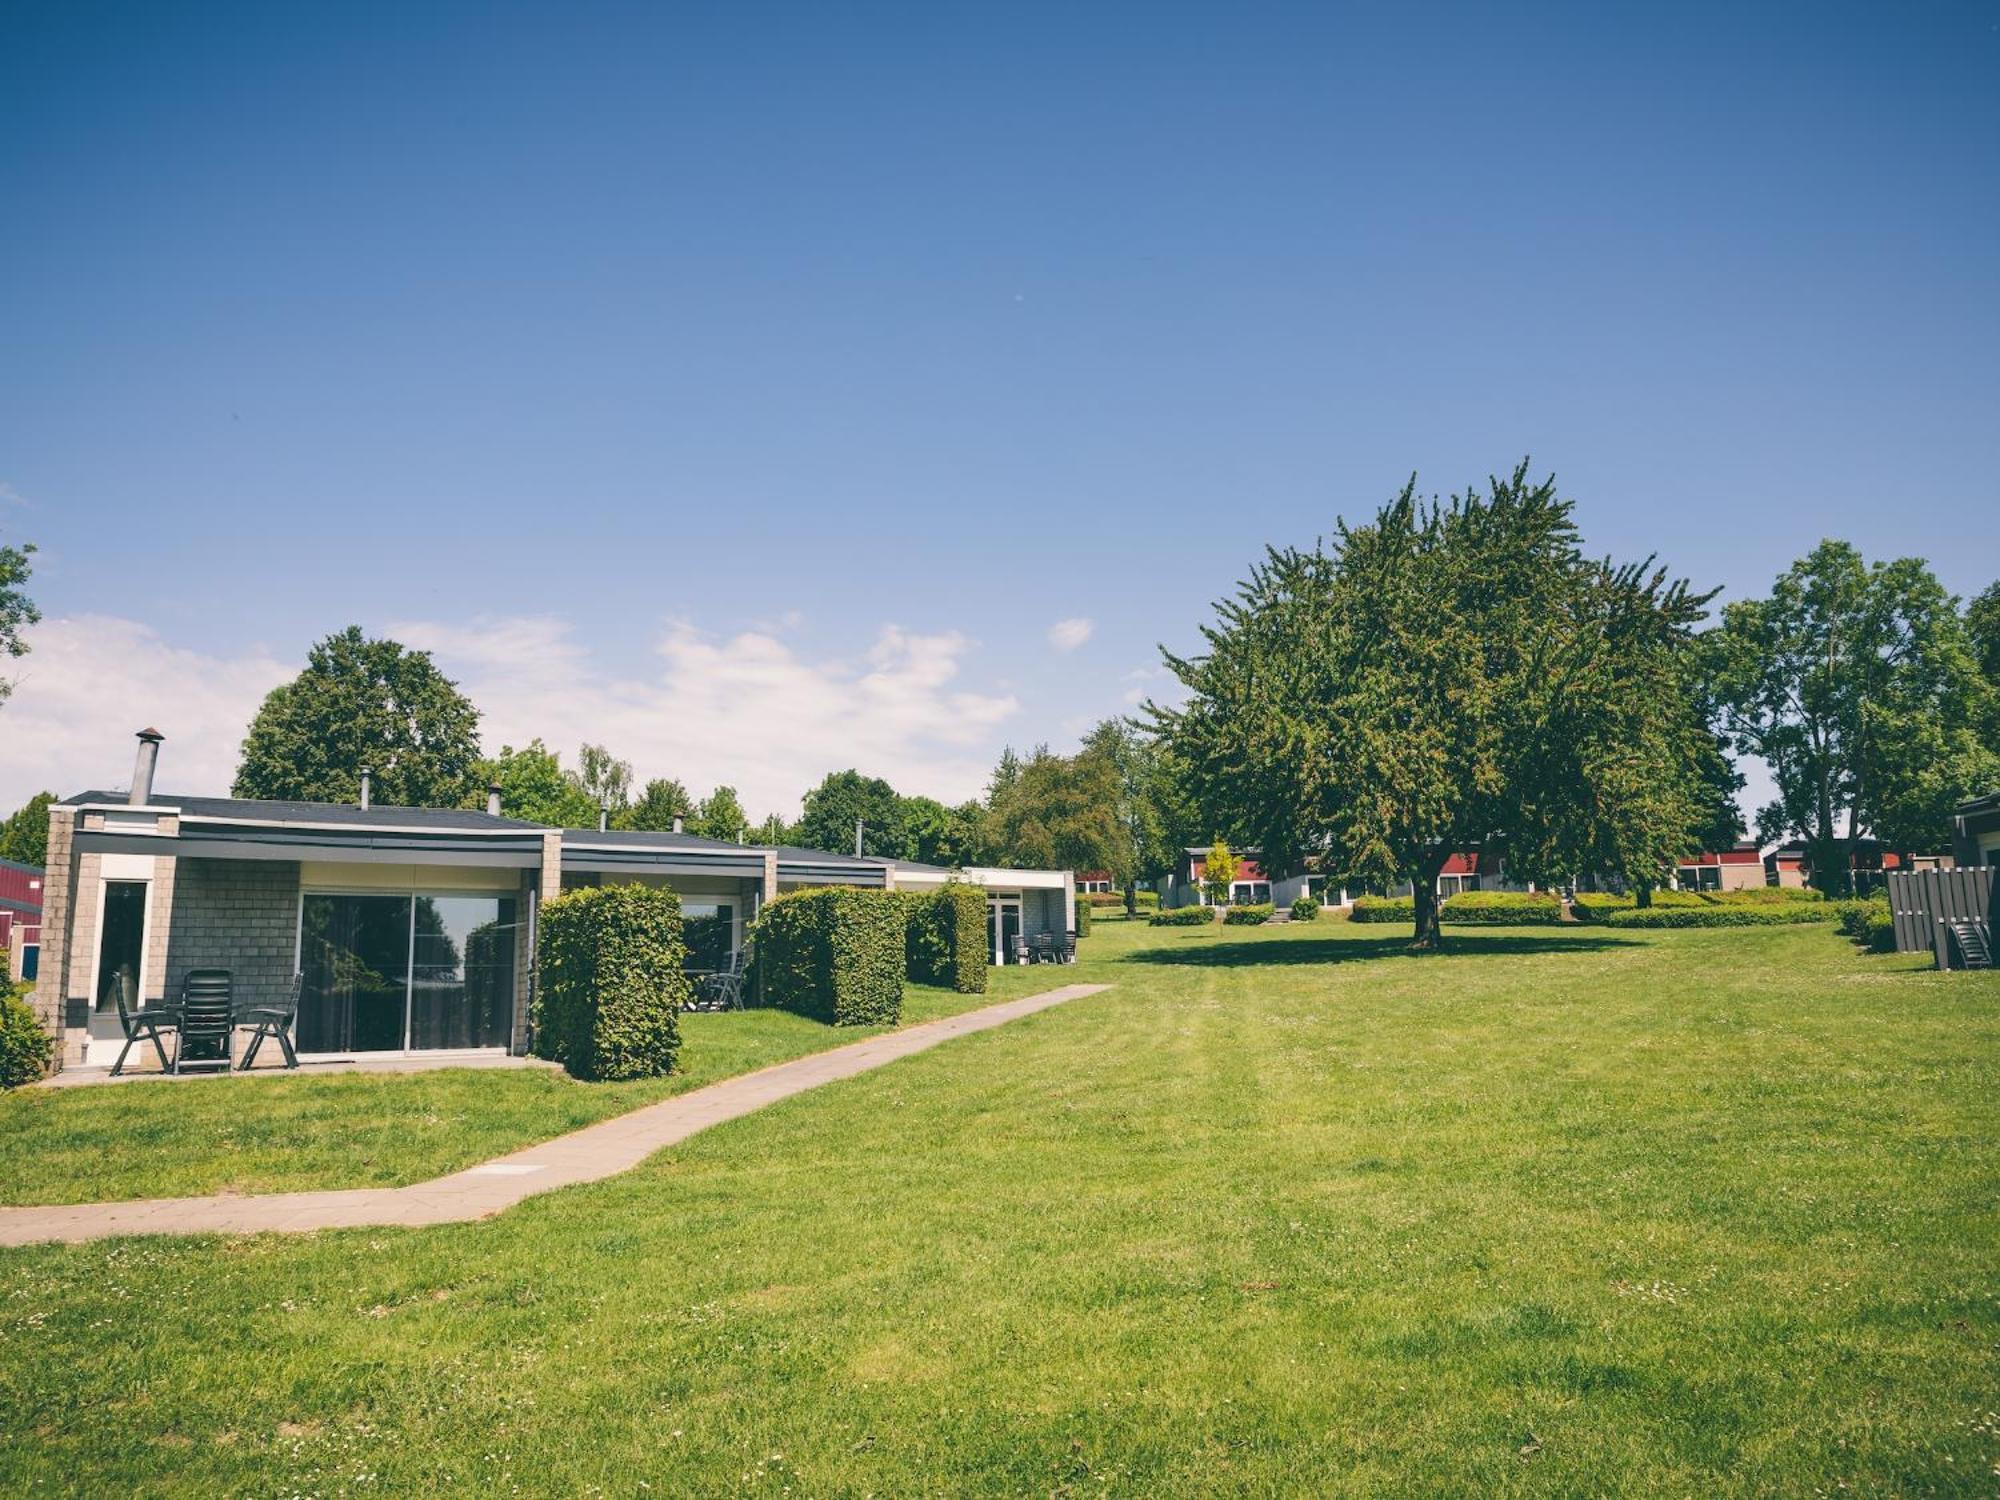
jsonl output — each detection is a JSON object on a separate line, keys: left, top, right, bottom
{"left": 1410, "top": 851, "right": 1448, "bottom": 951}
{"left": 1634, "top": 878, "right": 1654, "bottom": 910}
{"left": 1122, "top": 880, "right": 1137, "bottom": 917}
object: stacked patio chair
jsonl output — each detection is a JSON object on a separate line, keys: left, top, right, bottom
{"left": 1008, "top": 934, "right": 1030, "bottom": 967}
{"left": 1059, "top": 933, "right": 1078, "bottom": 964}
{"left": 175, "top": 968, "right": 237, "bottom": 1073}
{"left": 1029, "top": 932, "right": 1056, "bottom": 964}
{"left": 238, "top": 972, "right": 303, "bottom": 1070}
{"left": 695, "top": 950, "right": 749, "bottom": 1011}
{"left": 108, "top": 970, "right": 182, "bottom": 1077}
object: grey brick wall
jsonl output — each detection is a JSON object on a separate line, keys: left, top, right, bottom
{"left": 166, "top": 859, "right": 301, "bottom": 1006}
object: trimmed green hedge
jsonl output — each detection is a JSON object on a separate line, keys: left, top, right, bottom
{"left": 1223, "top": 902, "right": 1275, "bottom": 926}
{"left": 1571, "top": 893, "right": 1631, "bottom": 922}
{"left": 1350, "top": 896, "right": 1415, "bottom": 923}
{"left": 1600, "top": 903, "right": 1836, "bottom": 929}
{"left": 1150, "top": 904, "right": 1215, "bottom": 926}
{"left": 757, "top": 886, "right": 905, "bottom": 1025}
{"left": 1440, "top": 890, "right": 1563, "bottom": 925}
{"left": 534, "top": 884, "right": 688, "bottom": 1081}
{"left": 901, "top": 882, "right": 989, "bottom": 994}
{"left": 1290, "top": 896, "right": 1321, "bottom": 922}
{"left": 1074, "top": 898, "right": 1092, "bottom": 937}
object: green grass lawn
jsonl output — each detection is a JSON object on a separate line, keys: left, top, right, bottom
{"left": 0, "top": 978, "right": 1014, "bottom": 1206}
{"left": 3, "top": 917, "right": 1996, "bottom": 1495}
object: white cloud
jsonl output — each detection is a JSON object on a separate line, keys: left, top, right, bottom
{"left": 0, "top": 615, "right": 292, "bottom": 803}
{"left": 1047, "top": 617, "right": 1095, "bottom": 652}
{"left": 393, "top": 616, "right": 1020, "bottom": 817}
{"left": 0, "top": 612, "right": 1022, "bottom": 821}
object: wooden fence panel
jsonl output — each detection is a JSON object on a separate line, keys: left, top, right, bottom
{"left": 1886, "top": 868, "right": 1996, "bottom": 967}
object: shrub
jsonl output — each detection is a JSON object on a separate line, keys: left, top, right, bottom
{"left": 1083, "top": 890, "right": 1122, "bottom": 908}
{"left": 1832, "top": 898, "right": 1896, "bottom": 952}
{"left": 901, "top": 882, "right": 988, "bottom": 994}
{"left": 1150, "top": 904, "right": 1215, "bottom": 926}
{"left": 756, "top": 886, "right": 905, "bottom": 1025}
{"left": 1349, "top": 896, "right": 1415, "bottom": 923}
{"left": 0, "top": 985, "right": 52, "bottom": 1091}
{"left": 1074, "top": 898, "right": 1092, "bottom": 937}
{"left": 1600, "top": 904, "right": 1836, "bottom": 929}
{"left": 1440, "top": 890, "right": 1563, "bottom": 925}
{"left": 1131, "top": 890, "right": 1161, "bottom": 911}
{"left": 1708, "top": 886, "right": 1824, "bottom": 906}
{"left": 534, "top": 884, "right": 688, "bottom": 1081}
{"left": 1223, "top": 902, "right": 1274, "bottom": 925}
{"left": 1290, "top": 896, "right": 1321, "bottom": 922}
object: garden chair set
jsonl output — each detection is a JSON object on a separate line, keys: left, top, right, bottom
{"left": 688, "top": 949, "right": 749, "bottom": 1012}
{"left": 1023, "top": 932, "right": 1079, "bottom": 965}
{"left": 108, "top": 969, "right": 302, "bottom": 1076}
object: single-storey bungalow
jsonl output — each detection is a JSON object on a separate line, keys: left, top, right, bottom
{"left": 31, "top": 730, "right": 1076, "bottom": 1073}
{"left": 1671, "top": 841, "right": 1766, "bottom": 892}
{"left": 1161, "top": 848, "right": 1353, "bottom": 910}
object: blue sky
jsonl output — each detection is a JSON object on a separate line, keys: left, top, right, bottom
{"left": 2, "top": 1, "right": 1996, "bottom": 819}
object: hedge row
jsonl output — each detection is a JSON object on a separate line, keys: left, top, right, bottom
{"left": 1290, "top": 896, "right": 1321, "bottom": 922}
{"left": 1350, "top": 896, "right": 1415, "bottom": 923}
{"left": 900, "top": 882, "right": 989, "bottom": 994}
{"left": 1440, "top": 891, "right": 1563, "bottom": 924}
{"left": 1223, "top": 902, "right": 1275, "bottom": 926}
{"left": 1074, "top": 898, "right": 1092, "bottom": 937}
{"left": 757, "top": 886, "right": 904, "bottom": 1025}
{"left": 534, "top": 884, "right": 689, "bottom": 1081}
{"left": 1599, "top": 903, "right": 1836, "bottom": 929}
{"left": 1575, "top": 887, "right": 1828, "bottom": 922}
{"left": 1150, "top": 904, "right": 1215, "bottom": 926}
{"left": 1084, "top": 890, "right": 1161, "bottom": 910}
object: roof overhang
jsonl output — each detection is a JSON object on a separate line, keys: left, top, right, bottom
{"left": 777, "top": 859, "right": 887, "bottom": 887}
{"left": 73, "top": 821, "right": 546, "bottom": 869}
{"left": 890, "top": 864, "right": 1069, "bottom": 890}
{"left": 562, "top": 842, "right": 769, "bottom": 880}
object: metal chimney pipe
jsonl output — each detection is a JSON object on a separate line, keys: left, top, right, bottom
{"left": 358, "top": 767, "right": 372, "bottom": 810}
{"left": 129, "top": 728, "right": 164, "bottom": 806}
{"left": 854, "top": 816, "right": 864, "bottom": 857}
{"left": 486, "top": 783, "right": 503, "bottom": 818}
{"left": 598, "top": 801, "right": 610, "bottom": 832}
{"left": 671, "top": 814, "right": 684, "bottom": 835}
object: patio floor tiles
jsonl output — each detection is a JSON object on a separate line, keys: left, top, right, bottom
{"left": 0, "top": 983, "right": 1110, "bottom": 1247}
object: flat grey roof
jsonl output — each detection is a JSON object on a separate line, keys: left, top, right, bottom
{"left": 65, "top": 790, "right": 543, "bottom": 832}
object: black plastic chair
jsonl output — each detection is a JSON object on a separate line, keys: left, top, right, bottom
{"left": 176, "top": 969, "right": 235, "bottom": 1073}
{"left": 1029, "top": 932, "right": 1056, "bottom": 964}
{"left": 1059, "top": 933, "right": 1078, "bottom": 964}
{"left": 108, "top": 971, "right": 181, "bottom": 1077}
{"left": 238, "top": 972, "right": 302, "bottom": 1070}
{"left": 1008, "top": 934, "right": 1029, "bottom": 967}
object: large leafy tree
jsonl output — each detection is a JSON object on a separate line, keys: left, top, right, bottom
{"left": 1707, "top": 542, "right": 2000, "bottom": 892}
{"left": 623, "top": 777, "right": 693, "bottom": 832}
{"left": 794, "top": 770, "right": 908, "bottom": 859}
{"left": 1081, "top": 718, "right": 1194, "bottom": 907}
{"left": 1966, "top": 580, "right": 2000, "bottom": 688}
{"left": 0, "top": 791, "right": 55, "bottom": 866}
{"left": 982, "top": 743, "right": 1134, "bottom": 877}
{"left": 573, "top": 744, "right": 633, "bottom": 818}
{"left": 689, "top": 785, "right": 749, "bottom": 843}
{"left": 1153, "top": 463, "right": 1718, "bottom": 948}
{"left": 477, "top": 740, "right": 599, "bottom": 827}
{"left": 898, "top": 795, "right": 986, "bottom": 867}
{"left": 0, "top": 532, "right": 36, "bottom": 706}
{"left": 235, "top": 627, "right": 483, "bottom": 807}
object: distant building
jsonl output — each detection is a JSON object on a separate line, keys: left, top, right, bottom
{"left": 1950, "top": 792, "right": 2000, "bottom": 868}
{"left": 0, "top": 856, "right": 42, "bottom": 982}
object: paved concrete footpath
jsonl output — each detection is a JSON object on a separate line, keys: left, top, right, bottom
{"left": 0, "top": 983, "right": 1110, "bottom": 1248}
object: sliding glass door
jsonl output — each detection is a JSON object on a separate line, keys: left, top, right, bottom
{"left": 299, "top": 892, "right": 517, "bottom": 1053}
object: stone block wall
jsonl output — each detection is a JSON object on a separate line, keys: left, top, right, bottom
{"left": 166, "top": 859, "right": 301, "bottom": 1006}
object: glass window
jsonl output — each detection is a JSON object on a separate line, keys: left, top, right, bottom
{"left": 299, "top": 892, "right": 517, "bottom": 1053}
{"left": 681, "top": 902, "right": 736, "bottom": 974}
{"left": 410, "top": 896, "right": 518, "bottom": 1050}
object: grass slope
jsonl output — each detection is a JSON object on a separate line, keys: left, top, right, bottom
{"left": 2, "top": 918, "right": 1995, "bottom": 1495}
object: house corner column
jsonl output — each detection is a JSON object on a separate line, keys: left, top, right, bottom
{"left": 514, "top": 830, "right": 564, "bottom": 1055}
{"left": 761, "top": 850, "right": 778, "bottom": 906}
{"left": 31, "top": 805, "right": 77, "bottom": 1071}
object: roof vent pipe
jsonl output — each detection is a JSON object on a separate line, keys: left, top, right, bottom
{"left": 359, "top": 767, "right": 372, "bottom": 811}
{"left": 855, "top": 816, "right": 864, "bottom": 858}
{"left": 738, "top": 828, "right": 746, "bottom": 845}
{"left": 487, "top": 784, "right": 503, "bottom": 818}
{"left": 598, "top": 801, "right": 610, "bottom": 833}
{"left": 129, "top": 728, "right": 164, "bottom": 807}
{"left": 671, "top": 814, "right": 684, "bottom": 835}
